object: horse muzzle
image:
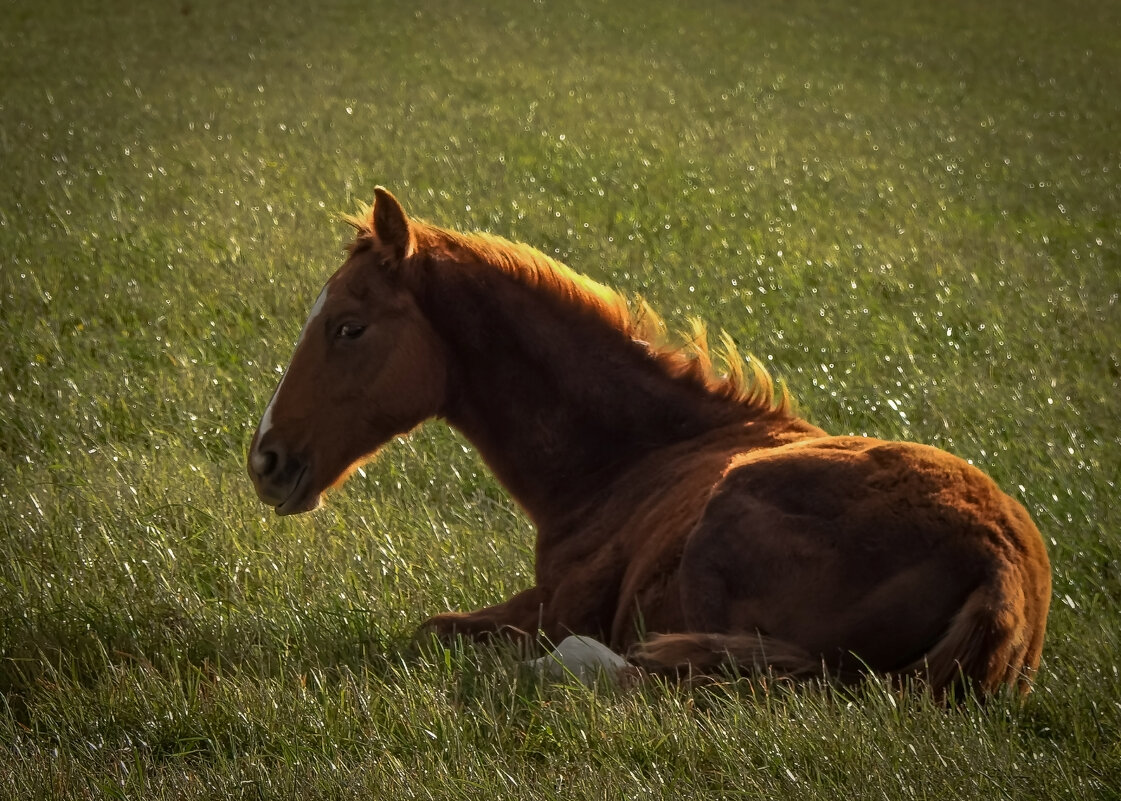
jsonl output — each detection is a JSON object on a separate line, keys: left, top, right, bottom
{"left": 247, "top": 439, "right": 321, "bottom": 515}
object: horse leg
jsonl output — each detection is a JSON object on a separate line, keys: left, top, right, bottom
{"left": 626, "top": 535, "right": 827, "bottom": 680}
{"left": 420, "top": 585, "right": 550, "bottom": 644}
{"left": 626, "top": 495, "right": 830, "bottom": 679}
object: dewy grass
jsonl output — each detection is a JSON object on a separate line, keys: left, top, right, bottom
{"left": 2, "top": 0, "right": 1120, "bottom": 797}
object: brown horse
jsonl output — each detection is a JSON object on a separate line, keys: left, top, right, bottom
{"left": 247, "top": 188, "right": 1051, "bottom": 697}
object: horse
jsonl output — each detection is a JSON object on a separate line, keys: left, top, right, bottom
{"left": 247, "top": 187, "right": 1051, "bottom": 698}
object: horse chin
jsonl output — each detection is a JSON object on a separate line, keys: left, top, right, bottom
{"left": 274, "top": 453, "right": 369, "bottom": 515}
{"left": 275, "top": 492, "right": 323, "bottom": 516}
{"left": 274, "top": 469, "right": 323, "bottom": 516}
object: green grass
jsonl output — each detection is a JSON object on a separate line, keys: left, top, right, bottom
{"left": 2, "top": 0, "right": 1120, "bottom": 796}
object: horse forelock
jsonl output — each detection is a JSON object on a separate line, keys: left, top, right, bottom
{"left": 341, "top": 206, "right": 377, "bottom": 254}
{"left": 340, "top": 205, "right": 789, "bottom": 419}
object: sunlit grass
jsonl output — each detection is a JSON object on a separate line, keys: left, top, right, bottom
{"left": 2, "top": 0, "right": 1119, "bottom": 797}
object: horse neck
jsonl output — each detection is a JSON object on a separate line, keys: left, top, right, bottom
{"left": 409, "top": 252, "right": 772, "bottom": 525}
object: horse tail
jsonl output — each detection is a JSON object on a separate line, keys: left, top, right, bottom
{"left": 901, "top": 564, "right": 1044, "bottom": 699}
{"left": 627, "top": 632, "right": 828, "bottom": 681}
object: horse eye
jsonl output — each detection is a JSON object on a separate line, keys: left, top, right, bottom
{"left": 336, "top": 323, "right": 366, "bottom": 340}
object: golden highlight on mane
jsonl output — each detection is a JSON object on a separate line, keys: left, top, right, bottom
{"left": 343, "top": 206, "right": 790, "bottom": 418}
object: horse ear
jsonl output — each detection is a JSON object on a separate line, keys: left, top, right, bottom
{"left": 372, "top": 186, "right": 415, "bottom": 261}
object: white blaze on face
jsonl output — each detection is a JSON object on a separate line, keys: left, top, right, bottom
{"left": 256, "top": 284, "right": 330, "bottom": 439}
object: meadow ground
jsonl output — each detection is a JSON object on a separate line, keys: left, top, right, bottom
{"left": 2, "top": 0, "right": 1119, "bottom": 797}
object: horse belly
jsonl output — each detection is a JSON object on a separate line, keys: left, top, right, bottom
{"left": 677, "top": 437, "right": 1044, "bottom": 671}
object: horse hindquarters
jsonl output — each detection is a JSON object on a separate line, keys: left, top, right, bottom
{"left": 629, "top": 438, "right": 1051, "bottom": 697}
{"left": 631, "top": 561, "right": 1044, "bottom": 697}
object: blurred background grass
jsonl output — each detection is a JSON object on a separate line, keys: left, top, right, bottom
{"left": 1, "top": 0, "right": 1119, "bottom": 797}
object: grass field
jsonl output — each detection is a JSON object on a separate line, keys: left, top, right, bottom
{"left": 2, "top": 0, "right": 1120, "bottom": 797}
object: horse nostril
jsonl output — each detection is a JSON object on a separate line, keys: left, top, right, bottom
{"left": 251, "top": 447, "right": 279, "bottom": 478}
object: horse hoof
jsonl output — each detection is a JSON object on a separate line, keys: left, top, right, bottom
{"left": 525, "top": 635, "right": 640, "bottom": 687}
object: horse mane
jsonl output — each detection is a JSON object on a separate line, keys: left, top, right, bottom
{"left": 343, "top": 206, "right": 791, "bottom": 419}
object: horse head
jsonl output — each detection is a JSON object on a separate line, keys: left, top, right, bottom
{"left": 247, "top": 188, "right": 446, "bottom": 514}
